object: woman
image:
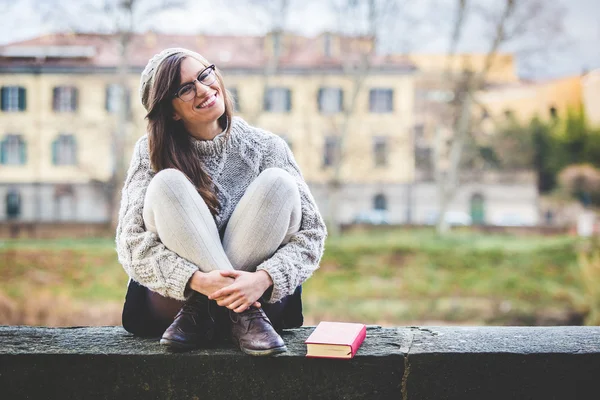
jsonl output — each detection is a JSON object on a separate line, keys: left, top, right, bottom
{"left": 116, "top": 48, "right": 327, "bottom": 356}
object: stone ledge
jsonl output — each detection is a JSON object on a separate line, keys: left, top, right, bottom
{"left": 1, "top": 326, "right": 599, "bottom": 399}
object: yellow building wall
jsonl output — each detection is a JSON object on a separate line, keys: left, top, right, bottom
{"left": 224, "top": 72, "right": 415, "bottom": 185}
{"left": 582, "top": 69, "right": 600, "bottom": 127}
{"left": 477, "top": 75, "right": 583, "bottom": 124}
{"left": 408, "top": 53, "right": 518, "bottom": 83}
{"left": 2, "top": 69, "right": 414, "bottom": 187}
{"left": 0, "top": 73, "right": 147, "bottom": 184}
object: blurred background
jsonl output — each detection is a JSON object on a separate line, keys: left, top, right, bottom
{"left": 1, "top": 0, "right": 599, "bottom": 328}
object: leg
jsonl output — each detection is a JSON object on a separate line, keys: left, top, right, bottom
{"left": 223, "top": 168, "right": 302, "bottom": 271}
{"left": 143, "top": 168, "right": 234, "bottom": 272}
{"left": 141, "top": 168, "right": 234, "bottom": 322}
{"left": 221, "top": 168, "right": 301, "bottom": 355}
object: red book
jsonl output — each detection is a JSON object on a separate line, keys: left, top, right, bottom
{"left": 304, "top": 321, "right": 367, "bottom": 359}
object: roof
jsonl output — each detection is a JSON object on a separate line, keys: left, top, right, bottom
{"left": 0, "top": 32, "right": 416, "bottom": 73}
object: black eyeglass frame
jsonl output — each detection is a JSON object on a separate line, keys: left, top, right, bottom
{"left": 172, "top": 64, "right": 217, "bottom": 101}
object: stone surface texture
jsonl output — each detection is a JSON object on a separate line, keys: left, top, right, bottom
{"left": 1, "top": 325, "right": 599, "bottom": 399}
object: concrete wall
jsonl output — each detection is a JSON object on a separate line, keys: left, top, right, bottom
{"left": 310, "top": 179, "right": 539, "bottom": 226}
{"left": 2, "top": 325, "right": 599, "bottom": 400}
{"left": 410, "top": 181, "right": 539, "bottom": 226}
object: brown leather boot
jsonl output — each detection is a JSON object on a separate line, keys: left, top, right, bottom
{"left": 160, "top": 292, "right": 216, "bottom": 351}
{"left": 230, "top": 307, "right": 287, "bottom": 356}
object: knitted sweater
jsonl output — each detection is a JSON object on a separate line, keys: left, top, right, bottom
{"left": 115, "top": 117, "right": 327, "bottom": 303}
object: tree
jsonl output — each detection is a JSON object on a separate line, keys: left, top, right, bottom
{"left": 558, "top": 164, "right": 600, "bottom": 207}
{"left": 238, "top": 0, "right": 292, "bottom": 125}
{"left": 319, "top": 0, "right": 410, "bottom": 236}
{"left": 432, "top": 0, "right": 565, "bottom": 234}
{"left": 242, "top": 0, "right": 408, "bottom": 236}
{"left": 5, "top": 0, "right": 188, "bottom": 228}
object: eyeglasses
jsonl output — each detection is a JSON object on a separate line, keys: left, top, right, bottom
{"left": 173, "top": 64, "right": 217, "bottom": 102}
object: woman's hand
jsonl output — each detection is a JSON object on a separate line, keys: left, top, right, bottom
{"left": 208, "top": 270, "right": 273, "bottom": 313}
{"left": 188, "top": 270, "right": 234, "bottom": 297}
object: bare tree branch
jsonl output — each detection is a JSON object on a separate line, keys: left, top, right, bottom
{"left": 431, "top": 0, "right": 565, "bottom": 234}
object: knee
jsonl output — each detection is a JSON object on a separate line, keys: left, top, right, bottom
{"left": 257, "top": 168, "right": 298, "bottom": 197}
{"left": 147, "top": 168, "right": 191, "bottom": 199}
{"left": 154, "top": 168, "right": 189, "bottom": 186}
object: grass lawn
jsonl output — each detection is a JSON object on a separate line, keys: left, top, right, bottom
{"left": 0, "top": 228, "right": 590, "bottom": 326}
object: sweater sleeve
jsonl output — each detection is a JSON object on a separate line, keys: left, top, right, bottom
{"left": 115, "top": 136, "right": 199, "bottom": 300}
{"left": 255, "top": 136, "right": 328, "bottom": 303}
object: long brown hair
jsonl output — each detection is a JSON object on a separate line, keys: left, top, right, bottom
{"left": 145, "top": 53, "right": 234, "bottom": 216}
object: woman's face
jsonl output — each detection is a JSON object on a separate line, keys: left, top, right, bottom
{"left": 171, "top": 57, "right": 225, "bottom": 129}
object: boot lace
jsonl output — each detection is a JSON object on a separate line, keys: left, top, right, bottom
{"left": 229, "top": 307, "right": 268, "bottom": 323}
{"left": 179, "top": 294, "right": 215, "bottom": 323}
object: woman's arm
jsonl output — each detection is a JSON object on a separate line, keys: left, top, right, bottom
{"left": 254, "top": 135, "right": 328, "bottom": 303}
{"left": 115, "top": 136, "right": 198, "bottom": 301}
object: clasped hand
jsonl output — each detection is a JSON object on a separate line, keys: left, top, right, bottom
{"left": 196, "top": 270, "right": 270, "bottom": 313}
{"left": 210, "top": 270, "right": 271, "bottom": 313}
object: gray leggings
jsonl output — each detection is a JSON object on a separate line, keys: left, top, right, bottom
{"left": 141, "top": 167, "right": 302, "bottom": 319}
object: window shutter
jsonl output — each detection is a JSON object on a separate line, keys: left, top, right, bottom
{"left": 125, "top": 88, "right": 131, "bottom": 113}
{"left": 0, "top": 87, "right": 6, "bottom": 111}
{"left": 20, "top": 139, "right": 27, "bottom": 165}
{"left": 317, "top": 88, "right": 323, "bottom": 112}
{"left": 52, "top": 139, "right": 58, "bottom": 165}
{"left": 18, "top": 87, "right": 26, "bottom": 111}
{"left": 53, "top": 87, "right": 59, "bottom": 111}
{"left": 339, "top": 89, "right": 344, "bottom": 112}
{"left": 286, "top": 89, "right": 291, "bottom": 111}
{"left": 72, "top": 88, "right": 78, "bottom": 111}
{"left": 0, "top": 140, "right": 5, "bottom": 164}
{"left": 263, "top": 89, "right": 270, "bottom": 111}
{"left": 72, "top": 136, "right": 78, "bottom": 165}
{"left": 105, "top": 85, "right": 111, "bottom": 112}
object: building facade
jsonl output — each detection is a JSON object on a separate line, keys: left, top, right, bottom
{"left": 0, "top": 32, "right": 416, "bottom": 225}
{"left": 582, "top": 68, "right": 600, "bottom": 127}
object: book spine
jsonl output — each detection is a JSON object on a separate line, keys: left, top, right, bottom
{"left": 350, "top": 325, "right": 367, "bottom": 357}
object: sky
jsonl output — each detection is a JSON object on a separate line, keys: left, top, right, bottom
{"left": 0, "top": 0, "right": 598, "bottom": 80}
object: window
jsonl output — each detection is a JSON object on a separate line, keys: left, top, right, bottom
{"left": 413, "top": 124, "right": 425, "bottom": 146}
{"left": 369, "top": 89, "right": 393, "bottom": 112}
{"left": 264, "top": 87, "right": 291, "bottom": 112}
{"left": 373, "top": 136, "right": 388, "bottom": 167}
{"left": 374, "top": 194, "right": 387, "bottom": 211}
{"left": 323, "top": 136, "right": 339, "bottom": 167}
{"left": 318, "top": 87, "right": 343, "bottom": 113}
{"left": 424, "top": 90, "right": 454, "bottom": 103}
{"left": 106, "top": 84, "right": 130, "bottom": 113}
{"left": 52, "top": 134, "right": 77, "bottom": 165}
{"left": 53, "top": 86, "right": 78, "bottom": 112}
{"left": 6, "top": 189, "right": 21, "bottom": 219}
{"left": 229, "top": 87, "right": 240, "bottom": 111}
{"left": 1, "top": 86, "right": 26, "bottom": 111}
{"left": 0, "top": 135, "right": 26, "bottom": 165}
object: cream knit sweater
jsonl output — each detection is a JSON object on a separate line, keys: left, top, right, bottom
{"left": 115, "top": 117, "right": 327, "bottom": 303}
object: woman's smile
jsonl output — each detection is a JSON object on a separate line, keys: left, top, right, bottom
{"left": 195, "top": 92, "right": 218, "bottom": 109}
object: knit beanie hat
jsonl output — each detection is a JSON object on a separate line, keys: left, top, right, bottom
{"left": 139, "top": 48, "right": 210, "bottom": 112}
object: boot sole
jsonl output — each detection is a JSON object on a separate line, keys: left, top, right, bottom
{"left": 160, "top": 337, "right": 200, "bottom": 351}
{"left": 239, "top": 344, "right": 288, "bottom": 357}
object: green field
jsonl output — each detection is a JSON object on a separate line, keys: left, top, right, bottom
{"left": 0, "top": 229, "right": 593, "bottom": 326}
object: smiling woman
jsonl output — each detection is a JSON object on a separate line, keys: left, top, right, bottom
{"left": 115, "top": 48, "right": 327, "bottom": 356}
